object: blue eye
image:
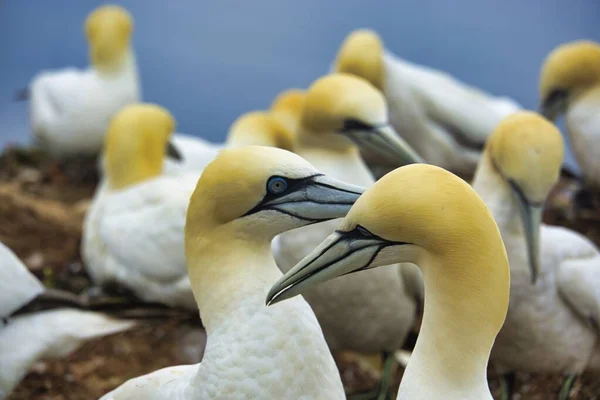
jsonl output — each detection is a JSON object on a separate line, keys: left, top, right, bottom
{"left": 267, "top": 176, "right": 288, "bottom": 195}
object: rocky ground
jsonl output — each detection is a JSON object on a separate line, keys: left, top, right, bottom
{"left": 2, "top": 145, "right": 600, "bottom": 399}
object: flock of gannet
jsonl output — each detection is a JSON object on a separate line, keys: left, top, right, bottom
{"left": 4, "top": 4, "right": 600, "bottom": 400}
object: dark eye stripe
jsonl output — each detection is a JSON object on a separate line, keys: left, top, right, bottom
{"left": 339, "top": 118, "right": 375, "bottom": 133}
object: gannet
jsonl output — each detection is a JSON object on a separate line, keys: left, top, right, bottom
{"left": 0, "top": 241, "right": 134, "bottom": 397}
{"left": 270, "top": 88, "right": 306, "bottom": 135}
{"left": 165, "top": 110, "right": 297, "bottom": 174}
{"left": 333, "top": 29, "right": 521, "bottom": 178}
{"left": 82, "top": 103, "right": 199, "bottom": 309}
{"left": 100, "top": 146, "right": 364, "bottom": 399}
{"left": 273, "top": 73, "right": 421, "bottom": 397}
{"left": 268, "top": 163, "right": 510, "bottom": 400}
{"left": 27, "top": 5, "right": 139, "bottom": 158}
{"left": 539, "top": 40, "right": 600, "bottom": 190}
{"left": 470, "top": 111, "right": 600, "bottom": 399}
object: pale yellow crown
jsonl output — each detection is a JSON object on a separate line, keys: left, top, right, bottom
{"left": 540, "top": 41, "right": 600, "bottom": 103}
{"left": 85, "top": 5, "right": 133, "bottom": 71}
{"left": 300, "top": 73, "right": 387, "bottom": 135}
{"left": 104, "top": 103, "right": 175, "bottom": 190}
{"left": 226, "top": 111, "right": 295, "bottom": 151}
{"left": 338, "top": 163, "right": 509, "bottom": 330}
{"left": 486, "top": 111, "right": 564, "bottom": 204}
{"left": 185, "top": 146, "right": 316, "bottom": 236}
{"left": 334, "top": 29, "right": 385, "bottom": 91}
{"left": 270, "top": 89, "right": 306, "bottom": 133}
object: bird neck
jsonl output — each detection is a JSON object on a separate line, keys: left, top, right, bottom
{"left": 471, "top": 153, "right": 522, "bottom": 233}
{"left": 186, "top": 226, "right": 279, "bottom": 331}
{"left": 295, "top": 134, "right": 374, "bottom": 186}
{"left": 400, "top": 238, "right": 509, "bottom": 398}
{"left": 94, "top": 49, "right": 138, "bottom": 78}
{"left": 105, "top": 150, "right": 165, "bottom": 190}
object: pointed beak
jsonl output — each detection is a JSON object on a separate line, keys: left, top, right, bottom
{"left": 166, "top": 140, "right": 183, "bottom": 161}
{"left": 510, "top": 182, "right": 543, "bottom": 284}
{"left": 245, "top": 175, "right": 365, "bottom": 223}
{"left": 266, "top": 230, "right": 391, "bottom": 305}
{"left": 345, "top": 124, "right": 424, "bottom": 166}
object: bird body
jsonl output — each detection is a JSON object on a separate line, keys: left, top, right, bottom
{"left": 101, "top": 146, "right": 359, "bottom": 399}
{"left": 0, "top": 242, "right": 133, "bottom": 397}
{"left": 471, "top": 112, "right": 600, "bottom": 380}
{"left": 334, "top": 30, "right": 520, "bottom": 177}
{"left": 83, "top": 104, "right": 197, "bottom": 308}
{"left": 29, "top": 6, "right": 139, "bottom": 158}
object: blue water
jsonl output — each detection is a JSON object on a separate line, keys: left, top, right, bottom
{"left": 2, "top": 0, "right": 599, "bottom": 168}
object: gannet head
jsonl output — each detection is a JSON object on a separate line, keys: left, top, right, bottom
{"left": 486, "top": 111, "right": 564, "bottom": 283}
{"left": 185, "top": 146, "right": 365, "bottom": 242}
{"left": 270, "top": 89, "right": 306, "bottom": 134}
{"left": 226, "top": 111, "right": 295, "bottom": 151}
{"left": 85, "top": 5, "right": 133, "bottom": 72}
{"left": 105, "top": 103, "right": 180, "bottom": 190}
{"left": 300, "top": 73, "right": 423, "bottom": 165}
{"left": 539, "top": 41, "right": 600, "bottom": 120}
{"left": 267, "top": 164, "right": 508, "bottom": 322}
{"left": 334, "top": 29, "right": 384, "bottom": 91}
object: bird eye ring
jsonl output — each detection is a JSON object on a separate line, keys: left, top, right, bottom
{"left": 267, "top": 176, "right": 288, "bottom": 195}
{"left": 356, "top": 225, "right": 373, "bottom": 237}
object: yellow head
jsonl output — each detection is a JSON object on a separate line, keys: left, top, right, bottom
{"left": 270, "top": 89, "right": 306, "bottom": 133}
{"left": 539, "top": 41, "right": 600, "bottom": 120}
{"left": 226, "top": 111, "right": 295, "bottom": 151}
{"left": 85, "top": 5, "right": 133, "bottom": 71}
{"left": 334, "top": 29, "right": 385, "bottom": 91}
{"left": 268, "top": 164, "right": 509, "bottom": 343}
{"left": 299, "top": 73, "right": 423, "bottom": 164}
{"left": 185, "top": 146, "right": 364, "bottom": 245}
{"left": 487, "top": 111, "right": 564, "bottom": 204}
{"left": 486, "top": 111, "right": 564, "bottom": 284}
{"left": 104, "top": 103, "right": 177, "bottom": 190}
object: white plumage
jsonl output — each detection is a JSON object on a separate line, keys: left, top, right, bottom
{"left": 0, "top": 242, "right": 134, "bottom": 397}
{"left": 30, "top": 53, "right": 140, "bottom": 158}
{"left": 83, "top": 174, "right": 198, "bottom": 309}
{"left": 101, "top": 146, "right": 349, "bottom": 399}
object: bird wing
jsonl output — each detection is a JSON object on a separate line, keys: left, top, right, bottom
{"left": 30, "top": 67, "right": 90, "bottom": 119}
{"left": 549, "top": 226, "right": 600, "bottom": 332}
{"left": 0, "top": 309, "right": 133, "bottom": 395}
{"left": 0, "top": 243, "right": 44, "bottom": 318}
{"left": 97, "top": 176, "right": 195, "bottom": 285}
{"left": 384, "top": 52, "right": 521, "bottom": 146}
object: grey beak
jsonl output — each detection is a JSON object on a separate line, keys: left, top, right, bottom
{"left": 245, "top": 175, "right": 365, "bottom": 223}
{"left": 266, "top": 229, "right": 392, "bottom": 305}
{"left": 345, "top": 124, "right": 424, "bottom": 166}
{"left": 510, "top": 182, "right": 543, "bottom": 284}
{"left": 166, "top": 140, "right": 183, "bottom": 161}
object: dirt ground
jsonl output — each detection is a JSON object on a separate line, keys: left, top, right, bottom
{"left": 2, "top": 145, "right": 600, "bottom": 399}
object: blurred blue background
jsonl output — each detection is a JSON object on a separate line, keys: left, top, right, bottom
{"left": 2, "top": 0, "right": 600, "bottom": 168}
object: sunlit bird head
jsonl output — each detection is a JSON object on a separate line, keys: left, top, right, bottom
{"left": 486, "top": 111, "right": 564, "bottom": 283}
{"left": 299, "top": 73, "right": 423, "bottom": 165}
{"left": 539, "top": 40, "right": 600, "bottom": 120}
{"left": 85, "top": 5, "right": 134, "bottom": 71}
{"left": 270, "top": 89, "right": 306, "bottom": 134}
{"left": 104, "top": 103, "right": 179, "bottom": 190}
{"left": 226, "top": 111, "right": 295, "bottom": 151}
{"left": 185, "top": 146, "right": 365, "bottom": 248}
{"left": 334, "top": 29, "right": 385, "bottom": 91}
{"left": 267, "top": 163, "right": 508, "bottom": 322}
